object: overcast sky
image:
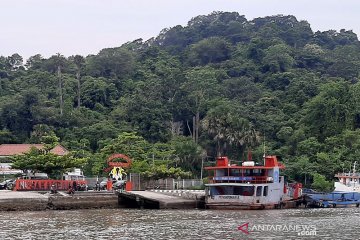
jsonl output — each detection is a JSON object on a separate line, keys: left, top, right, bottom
{"left": 0, "top": 0, "right": 359, "bottom": 60}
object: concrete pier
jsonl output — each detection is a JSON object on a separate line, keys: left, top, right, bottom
{"left": 118, "top": 190, "right": 205, "bottom": 209}
{"left": 0, "top": 190, "right": 205, "bottom": 211}
{"left": 49, "top": 191, "right": 119, "bottom": 210}
{"left": 0, "top": 190, "right": 49, "bottom": 211}
{"left": 0, "top": 190, "right": 119, "bottom": 211}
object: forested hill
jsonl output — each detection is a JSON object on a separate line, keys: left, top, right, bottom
{"left": 1, "top": 12, "right": 360, "bottom": 188}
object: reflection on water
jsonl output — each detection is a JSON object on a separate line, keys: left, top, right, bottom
{"left": 0, "top": 207, "right": 359, "bottom": 239}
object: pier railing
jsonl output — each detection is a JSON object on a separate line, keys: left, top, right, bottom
{"left": 129, "top": 173, "right": 203, "bottom": 190}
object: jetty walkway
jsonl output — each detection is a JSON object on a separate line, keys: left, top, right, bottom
{"left": 0, "top": 189, "right": 205, "bottom": 210}
{"left": 118, "top": 190, "right": 205, "bottom": 209}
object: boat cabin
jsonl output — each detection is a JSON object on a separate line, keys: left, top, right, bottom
{"left": 205, "top": 156, "right": 284, "bottom": 184}
{"left": 334, "top": 162, "right": 360, "bottom": 192}
{"left": 204, "top": 155, "right": 298, "bottom": 209}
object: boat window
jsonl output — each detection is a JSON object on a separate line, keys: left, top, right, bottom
{"left": 210, "top": 186, "right": 233, "bottom": 196}
{"left": 230, "top": 169, "right": 241, "bottom": 176}
{"left": 210, "top": 186, "right": 255, "bottom": 196}
{"left": 234, "top": 186, "right": 255, "bottom": 196}
{"left": 263, "top": 186, "right": 268, "bottom": 196}
{"left": 253, "top": 169, "right": 262, "bottom": 176}
{"left": 256, "top": 186, "right": 262, "bottom": 196}
{"left": 244, "top": 169, "right": 252, "bottom": 176}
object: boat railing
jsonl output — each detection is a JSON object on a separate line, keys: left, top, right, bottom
{"left": 208, "top": 176, "right": 272, "bottom": 184}
{"left": 335, "top": 173, "right": 360, "bottom": 177}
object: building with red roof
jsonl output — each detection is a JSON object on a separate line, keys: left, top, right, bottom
{"left": 0, "top": 144, "right": 69, "bottom": 157}
{"left": 0, "top": 144, "right": 69, "bottom": 175}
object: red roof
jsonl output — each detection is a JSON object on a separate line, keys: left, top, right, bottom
{"left": 0, "top": 144, "right": 69, "bottom": 156}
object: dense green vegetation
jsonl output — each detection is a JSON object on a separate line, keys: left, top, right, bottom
{"left": 1, "top": 12, "right": 360, "bottom": 188}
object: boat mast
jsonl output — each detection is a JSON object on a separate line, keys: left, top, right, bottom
{"left": 263, "top": 133, "right": 266, "bottom": 165}
{"left": 353, "top": 161, "right": 357, "bottom": 176}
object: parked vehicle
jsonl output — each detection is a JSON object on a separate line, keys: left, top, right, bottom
{"left": 63, "top": 168, "right": 88, "bottom": 191}
{"left": 0, "top": 180, "right": 8, "bottom": 190}
{"left": 23, "top": 172, "right": 49, "bottom": 180}
{"left": 100, "top": 178, "right": 108, "bottom": 190}
{"left": 0, "top": 179, "right": 15, "bottom": 190}
{"left": 63, "top": 168, "right": 86, "bottom": 181}
{"left": 113, "top": 180, "right": 126, "bottom": 190}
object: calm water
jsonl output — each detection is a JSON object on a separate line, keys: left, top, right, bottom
{"left": 0, "top": 208, "right": 359, "bottom": 240}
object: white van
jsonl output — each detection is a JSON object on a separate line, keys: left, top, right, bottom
{"left": 63, "top": 168, "right": 85, "bottom": 181}
{"left": 25, "top": 172, "right": 49, "bottom": 179}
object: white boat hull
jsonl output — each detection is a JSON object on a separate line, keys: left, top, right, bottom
{"left": 334, "top": 182, "right": 360, "bottom": 192}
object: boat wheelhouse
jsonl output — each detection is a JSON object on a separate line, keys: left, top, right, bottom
{"left": 204, "top": 156, "right": 302, "bottom": 209}
{"left": 334, "top": 162, "right": 360, "bottom": 192}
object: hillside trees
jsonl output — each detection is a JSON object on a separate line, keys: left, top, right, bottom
{"left": 1, "top": 12, "right": 360, "bottom": 185}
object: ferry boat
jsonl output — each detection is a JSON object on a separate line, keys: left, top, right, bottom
{"left": 204, "top": 155, "right": 302, "bottom": 209}
{"left": 334, "top": 162, "right": 360, "bottom": 192}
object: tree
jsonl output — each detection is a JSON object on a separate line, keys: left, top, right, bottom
{"left": 202, "top": 102, "right": 260, "bottom": 156}
{"left": 142, "top": 165, "right": 192, "bottom": 180}
{"left": 296, "top": 137, "right": 323, "bottom": 161}
{"left": 11, "top": 148, "right": 87, "bottom": 179}
{"left": 222, "top": 76, "right": 261, "bottom": 103}
{"left": 86, "top": 47, "right": 135, "bottom": 78}
{"left": 7, "top": 53, "right": 24, "bottom": 71}
{"left": 0, "top": 129, "right": 16, "bottom": 144}
{"left": 296, "top": 44, "right": 326, "bottom": 69}
{"left": 29, "top": 124, "right": 58, "bottom": 144}
{"left": 0, "top": 89, "right": 40, "bottom": 139}
{"left": 100, "top": 132, "right": 150, "bottom": 161}
{"left": 170, "top": 136, "right": 203, "bottom": 173}
{"left": 311, "top": 173, "right": 333, "bottom": 192}
{"left": 73, "top": 55, "right": 85, "bottom": 108}
{"left": 48, "top": 53, "right": 67, "bottom": 116}
{"left": 80, "top": 76, "right": 118, "bottom": 109}
{"left": 302, "top": 81, "right": 351, "bottom": 140}
{"left": 262, "top": 44, "right": 294, "bottom": 73}
{"left": 187, "top": 37, "right": 231, "bottom": 65}
{"left": 25, "top": 54, "right": 44, "bottom": 70}
{"left": 182, "top": 66, "right": 219, "bottom": 143}
{"left": 286, "top": 156, "right": 314, "bottom": 186}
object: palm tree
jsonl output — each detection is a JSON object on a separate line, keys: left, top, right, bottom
{"left": 202, "top": 103, "right": 260, "bottom": 156}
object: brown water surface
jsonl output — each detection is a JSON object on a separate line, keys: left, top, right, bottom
{"left": 0, "top": 208, "right": 359, "bottom": 239}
